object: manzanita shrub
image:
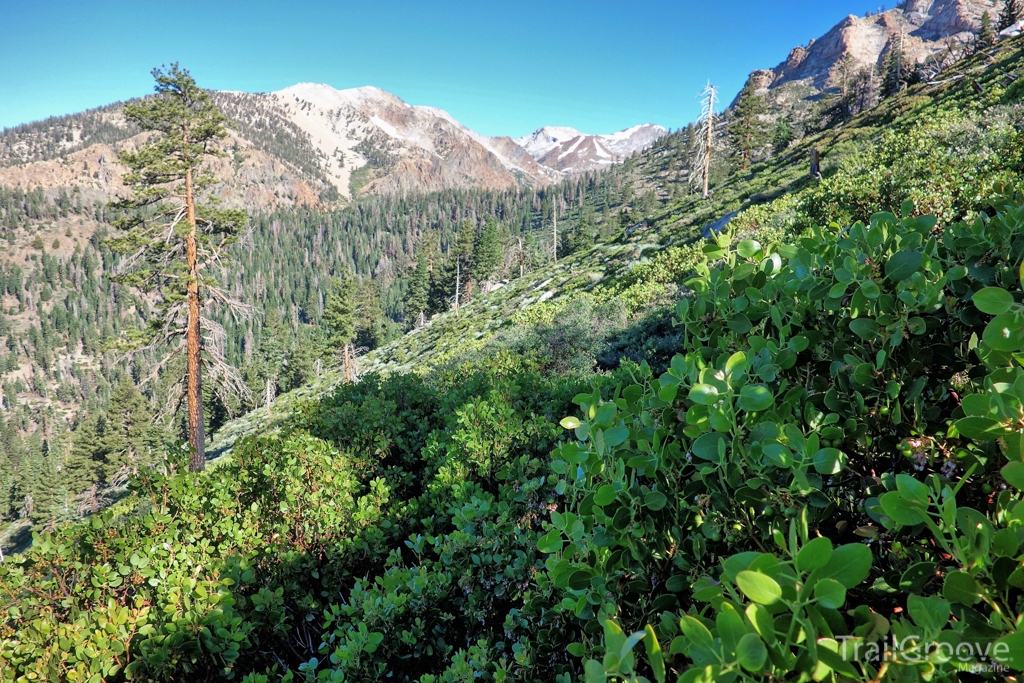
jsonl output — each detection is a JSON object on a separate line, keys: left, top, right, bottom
{"left": 6, "top": 200, "right": 1024, "bottom": 683}
{"left": 539, "top": 202, "right": 1024, "bottom": 681}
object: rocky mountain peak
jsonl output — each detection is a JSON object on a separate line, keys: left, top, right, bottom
{"left": 765, "top": 0, "right": 998, "bottom": 90}
{"left": 514, "top": 123, "right": 668, "bottom": 173}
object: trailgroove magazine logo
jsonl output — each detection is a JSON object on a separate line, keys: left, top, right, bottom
{"left": 836, "top": 635, "right": 1011, "bottom": 673}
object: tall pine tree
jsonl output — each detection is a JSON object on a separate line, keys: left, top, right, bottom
{"left": 728, "top": 82, "right": 768, "bottom": 170}
{"left": 108, "top": 64, "right": 247, "bottom": 471}
{"left": 979, "top": 10, "right": 998, "bottom": 49}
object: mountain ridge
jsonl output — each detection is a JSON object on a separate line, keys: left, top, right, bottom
{"left": 0, "top": 84, "right": 666, "bottom": 209}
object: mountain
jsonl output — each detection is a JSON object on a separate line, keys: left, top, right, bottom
{"left": 213, "top": 84, "right": 561, "bottom": 199}
{"left": 0, "top": 84, "right": 665, "bottom": 211}
{"left": 762, "top": 0, "right": 996, "bottom": 93}
{"left": 514, "top": 123, "right": 668, "bottom": 172}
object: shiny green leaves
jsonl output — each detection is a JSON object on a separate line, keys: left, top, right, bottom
{"left": 735, "top": 571, "right": 782, "bottom": 605}
{"left": 983, "top": 312, "right": 1024, "bottom": 351}
{"left": 738, "top": 385, "right": 774, "bottom": 412}
{"left": 974, "top": 286, "right": 1015, "bottom": 315}
{"left": 885, "top": 250, "right": 924, "bottom": 281}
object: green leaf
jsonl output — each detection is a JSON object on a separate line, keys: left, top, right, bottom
{"left": 537, "top": 530, "right": 563, "bottom": 554}
{"left": 955, "top": 416, "right": 1006, "bottom": 441}
{"left": 818, "top": 543, "right": 872, "bottom": 589}
{"left": 907, "top": 594, "right": 950, "bottom": 632}
{"left": 604, "top": 619, "right": 627, "bottom": 658}
{"left": 812, "top": 448, "right": 846, "bottom": 475}
{"left": 604, "top": 427, "right": 630, "bottom": 448}
{"left": 689, "top": 384, "right": 720, "bottom": 405}
{"left": 849, "top": 318, "right": 880, "bottom": 340}
{"left": 943, "top": 570, "right": 982, "bottom": 605}
{"left": 1003, "top": 462, "right": 1024, "bottom": 491}
{"left": 814, "top": 578, "right": 847, "bottom": 608}
{"left": 678, "top": 615, "right": 715, "bottom": 653}
{"left": 568, "top": 570, "right": 593, "bottom": 591}
{"left": 735, "top": 571, "right": 782, "bottom": 605}
{"left": 644, "top": 625, "right": 666, "bottom": 683}
{"left": 879, "top": 491, "right": 925, "bottom": 526}
{"left": 816, "top": 646, "right": 861, "bottom": 678}
{"left": 994, "top": 630, "right": 1024, "bottom": 672}
{"left": 560, "top": 416, "right": 581, "bottom": 430}
{"left": 645, "top": 491, "right": 668, "bottom": 511}
{"left": 895, "top": 474, "right": 929, "bottom": 506}
{"left": 859, "top": 280, "right": 881, "bottom": 299}
{"left": 728, "top": 314, "right": 753, "bottom": 335}
{"left": 725, "top": 351, "right": 747, "bottom": 377}
{"left": 974, "top": 287, "right": 1015, "bottom": 315}
{"left": 594, "top": 485, "right": 617, "bottom": 506}
{"left": 796, "top": 536, "right": 833, "bottom": 573}
{"left": 584, "top": 659, "right": 605, "bottom": 683}
{"left": 738, "top": 385, "right": 774, "bottom": 412}
{"left": 885, "top": 250, "right": 923, "bottom": 282}
{"left": 745, "top": 604, "right": 776, "bottom": 645}
{"left": 983, "top": 313, "right": 1024, "bottom": 352}
{"left": 735, "top": 633, "right": 768, "bottom": 672}
{"left": 692, "top": 433, "right": 725, "bottom": 463}
{"left": 737, "top": 240, "right": 762, "bottom": 259}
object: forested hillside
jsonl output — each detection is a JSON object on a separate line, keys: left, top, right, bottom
{"left": 0, "top": 130, "right": 666, "bottom": 536}
{"left": 5, "top": 13, "right": 1024, "bottom": 683}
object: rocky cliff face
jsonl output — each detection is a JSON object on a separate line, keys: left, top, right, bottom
{"left": 765, "top": 0, "right": 998, "bottom": 90}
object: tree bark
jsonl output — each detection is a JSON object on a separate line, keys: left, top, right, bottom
{"left": 184, "top": 166, "right": 206, "bottom": 471}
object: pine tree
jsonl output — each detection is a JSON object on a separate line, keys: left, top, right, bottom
{"left": 453, "top": 222, "right": 476, "bottom": 303}
{"left": 107, "top": 64, "right": 247, "bottom": 471}
{"left": 473, "top": 216, "right": 503, "bottom": 286}
{"left": 999, "top": 0, "right": 1022, "bottom": 31}
{"left": 281, "top": 339, "right": 314, "bottom": 393}
{"left": 979, "top": 10, "right": 997, "bottom": 49}
{"left": 728, "top": 82, "right": 768, "bottom": 170}
{"left": 323, "top": 276, "right": 356, "bottom": 352}
{"left": 66, "top": 413, "right": 105, "bottom": 512}
{"left": 405, "top": 256, "right": 430, "bottom": 326}
{"left": 772, "top": 118, "right": 793, "bottom": 153}
{"left": 103, "top": 376, "right": 154, "bottom": 484}
{"left": 881, "top": 31, "right": 911, "bottom": 99}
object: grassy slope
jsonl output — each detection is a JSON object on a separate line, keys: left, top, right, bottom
{"left": 210, "top": 36, "right": 1024, "bottom": 458}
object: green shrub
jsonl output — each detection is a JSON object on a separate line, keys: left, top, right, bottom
{"left": 539, "top": 205, "right": 1024, "bottom": 681}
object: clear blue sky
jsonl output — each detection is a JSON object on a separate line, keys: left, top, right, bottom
{"left": 1, "top": 0, "right": 887, "bottom": 137}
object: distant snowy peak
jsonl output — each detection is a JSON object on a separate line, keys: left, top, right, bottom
{"left": 516, "top": 123, "right": 668, "bottom": 172}
{"left": 515, "top": 126, "right": 587, "bottom": 158}
{"left": 218, "top": 83, "right": 661, "bottom": 197}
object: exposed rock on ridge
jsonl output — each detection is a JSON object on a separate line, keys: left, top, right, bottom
{"left": 765, "top": 0, "right": 999, "bottom": 90}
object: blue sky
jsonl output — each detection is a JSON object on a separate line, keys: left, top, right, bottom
{"left": 1, "top": 0, "right": 887, "bottom": 137}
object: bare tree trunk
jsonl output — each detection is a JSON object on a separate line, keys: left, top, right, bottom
{"left": 703, "top": 88, "right": 715, "bottom": 200}
{"left": 184, "top": 166, "right": 206, "bottom": 471}
{"left": 90, "top": 482, "right": 98, "bottom": 515}
{"left": 518, "top": 237, "right": 524, "bottom": 278}
{"left": 453, "top": 259, "right": 460, "bottom": 317}
{"left": 553, "top": 202, "right": 558, "bottom": 264}
{"left": 265, "top": 376, "right": 274, "bottom": 417}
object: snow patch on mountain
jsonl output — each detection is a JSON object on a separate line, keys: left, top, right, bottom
{"left": 515, "top": 123, "right": 668, "bottom": 172}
